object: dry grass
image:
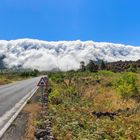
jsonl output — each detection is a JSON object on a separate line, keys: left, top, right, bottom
{"left": 47, "top": 71, "right": 140, "bottom": 139}
{"left": 22, "top": 103, "right": 41, "bottom": 140}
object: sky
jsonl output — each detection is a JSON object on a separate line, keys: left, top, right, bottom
{"left": 0, "top": 0, "right": 140, "bottom": 46}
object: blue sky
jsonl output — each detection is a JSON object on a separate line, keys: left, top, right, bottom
{"left": 0, "top": 0, "right": 140, "bottom": 45}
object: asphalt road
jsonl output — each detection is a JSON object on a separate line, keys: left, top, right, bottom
{"left": 0, "top": 77, "right": 41, "bottom": 137}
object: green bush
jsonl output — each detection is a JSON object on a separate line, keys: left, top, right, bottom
{"left": 49, "top": 72, "right": 65, "bottom": 83}
{"left": 114, "top": 72, "right": 139, "bottom": 100}
{"left": 49, "top": 89, "right": 63, "bottom": 105}
{"left": 128, "top": 64, "right": 137, "bottom": 72}
{"left": 98, "top": 70, "right": 114, "bottom": 76}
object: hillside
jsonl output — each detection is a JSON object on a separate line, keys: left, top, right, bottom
{"left": 106, "top": 60, "right": 140, "bottom": 72}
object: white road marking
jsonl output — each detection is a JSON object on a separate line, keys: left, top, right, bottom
{"left": 0, "top": 86, "right": 39, "bottom": 138}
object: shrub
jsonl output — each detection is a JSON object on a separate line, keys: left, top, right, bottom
{"left": 114, "top": 72, "right": 139, "bottom": 100}
{"left": 98, "top": 70, "right": 114, "bottom": 76}
{"left": 49, "top": 89, "right": 63, "bottom": 105}
{"left": 128, "top": 64, "right": 137, "bottom": 72}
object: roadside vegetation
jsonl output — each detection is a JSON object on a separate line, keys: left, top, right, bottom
{"left": 1, "top": 59, "right": 140, "bottom": 139}
{"left": 0, "top": 69, "right": 39, "bottom": 85}
{"left": 43, "top": 60, "right": 140, "bottom": 140}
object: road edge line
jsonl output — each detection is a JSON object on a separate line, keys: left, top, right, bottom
{"left": 0, "top": 86, "right": 39, "bottom": 138}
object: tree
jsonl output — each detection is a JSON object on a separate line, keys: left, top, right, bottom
{"left": 0, "top": 55, "right": 6, "bottom": 69}
{"left": 80, "top": 61, "right": 86, "bottom": 72}
{"left": 33, "top": 69, "right": 39, "bottom": 76}
{"left": 86, "top": 60, "right": 98, "bottom": 72}
{"left": 20, "top": 69, "right": 39, "bottom": 77}
{"left": 100, "top": 60, "right": 106, "bottom": 70}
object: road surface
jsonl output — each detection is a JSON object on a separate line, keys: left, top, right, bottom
{"left": 0, "top": 77, "right": 40, "bottom": 137}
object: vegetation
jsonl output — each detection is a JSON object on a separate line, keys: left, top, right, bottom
{"left": 79, "top": 59, "right": 140, "bottom": 73}
{"left": 128, "top": 64, "right": 137, "bottom": 73}
{"left": 100, "top": 60, "right": 106, "bottom": 70}
{"left": 114, "top": 72, "right": 139, "bottom": 100}
{"left": 106, "top": 60, "right": 140, "bottom": 72}
{"left": 20, "top": 69, "right": 39, "bottom": 77}
{"left": 80, "top": 61, "right": 86, "bottom": 72}
{"left": 0, "top": 69, "right": 40, "bottom": 85}
{"left": 86, "top": 60, "right": 98, "bottom": 72}
{"left": 1, "top": 59, "right": 140, "bottom": 139}
{"left": 46, "top": 69, "right": 140, "bottom": 140}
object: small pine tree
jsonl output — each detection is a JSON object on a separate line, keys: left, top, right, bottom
{"left": 80, "top": 61, "right": 86, "bottom": 72}
{"left": 100, "top": 60, "right": 106, "bottom": 70}
{"left": 86, "top": 60, "right": 98, "bottom": 72}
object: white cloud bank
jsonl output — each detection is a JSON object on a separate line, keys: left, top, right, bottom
{"left": 0, "top": 39, "right": 140, "bottom": 71}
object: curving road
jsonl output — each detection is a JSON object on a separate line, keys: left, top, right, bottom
{"left": 0, "top": 77, "right": 40, "bottom": 138}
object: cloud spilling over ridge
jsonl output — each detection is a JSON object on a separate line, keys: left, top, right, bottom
{"left": 0, "top": 39, "right": 140, "bottom": 71}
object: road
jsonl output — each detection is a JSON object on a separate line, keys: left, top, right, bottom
{"left": 0, "top": 77, "right": 40, "bottom": 138}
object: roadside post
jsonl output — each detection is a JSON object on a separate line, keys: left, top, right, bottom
{"left": 37, "top": 77, "right": 47, "bottom": 107}
{"left": 43, "top": 76, "right": 48, "bottom": 84}
{"left": 43, "top": 76, "right": 48, "bottom": 94}
{"left": 43, "top": 76, "right": 49, "bottom": 106}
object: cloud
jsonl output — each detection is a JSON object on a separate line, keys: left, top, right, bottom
{"left": 0, "top": 39, "right": 140, "bottom": 71}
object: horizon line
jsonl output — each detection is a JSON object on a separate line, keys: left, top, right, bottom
{"left": 0, "top": 38, "right": 139, "bottom": 47}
